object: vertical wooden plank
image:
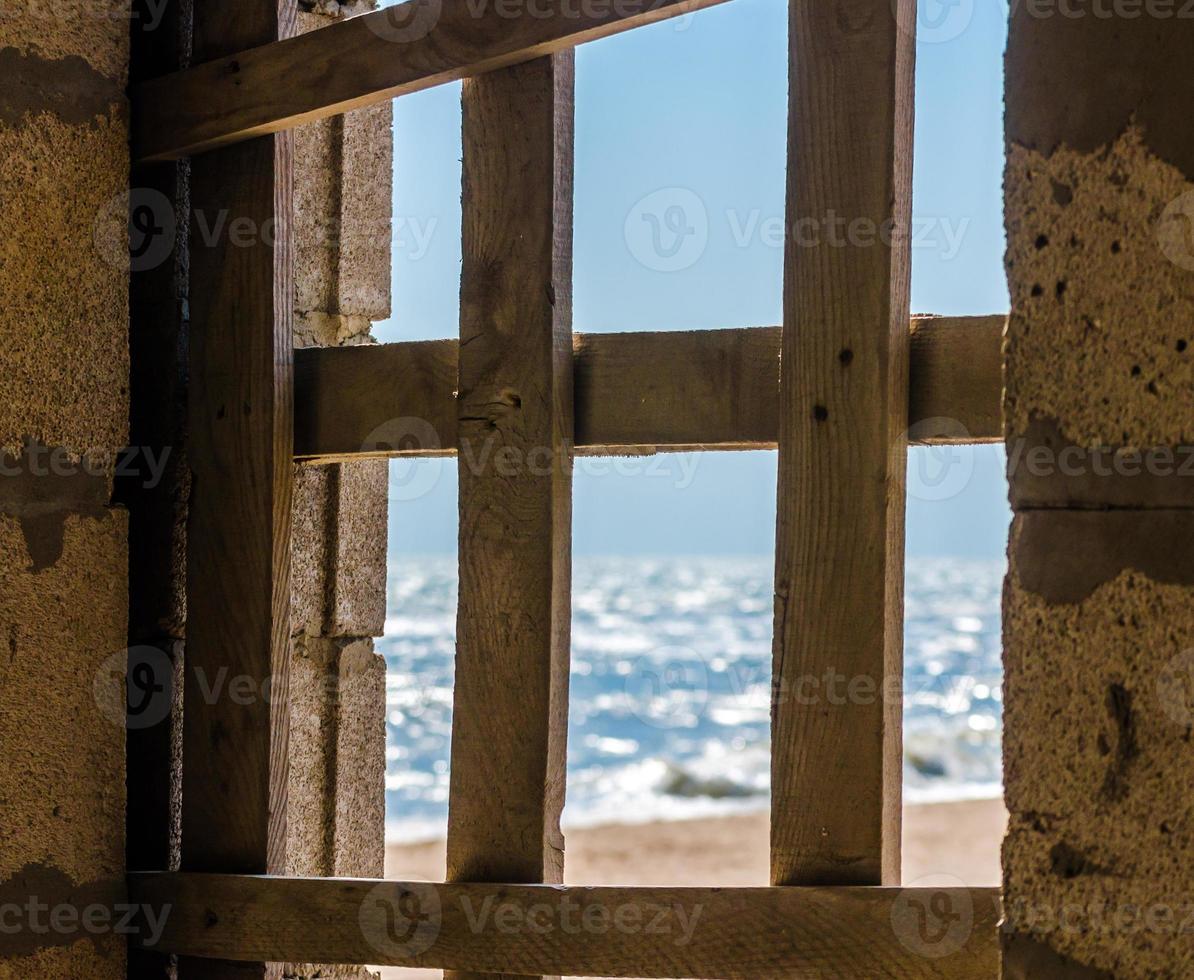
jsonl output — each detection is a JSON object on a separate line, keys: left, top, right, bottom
{"left": 770, "top": 0, "right": 916, "bottom": 887}
{"left": 446, "top": 52, "right": 575, "bottom": 980}
{"left": 178, "top": 0, "right": 295, "bottom": 978}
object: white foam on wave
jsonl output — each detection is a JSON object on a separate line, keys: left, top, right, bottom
{"left": 381, "top": 554, "right": 1007, "bottom": 843}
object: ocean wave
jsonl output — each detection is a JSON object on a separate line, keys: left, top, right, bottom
{"left": 381, "top": 554, "right": 1005, "bottom": 841}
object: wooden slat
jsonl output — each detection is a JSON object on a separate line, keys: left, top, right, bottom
{"left": 573, "top": 327, "right": 780, "bottom": 451}
{"left": 445, "top": 53, "right": 576, "bottom": 980}
{"left": 131, "top": 0, "right": 732, "bottom": 162}
{"left": 769, "top": 0, "right": 916, "bottom": 887}
{"left": 129, "top": 873, "right": 1001, "bottom": 979}
{"left": 295, "top": 338, "right": 459, "bottom": 460}
{"left": 178, "top": 0, "right": 294, "bottom": 978}
{"left": 908, "top": 315, "right": 1004, "bottom": 443}
{"left": 293, "top": 316, "right": 1003, "bottom": 460}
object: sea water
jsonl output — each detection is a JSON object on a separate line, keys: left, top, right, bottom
{"left": 382, "top": 555, "right": 1003, "bottom": 842}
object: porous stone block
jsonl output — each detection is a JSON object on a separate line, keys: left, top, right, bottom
{"left": 294, "top": 311, "right": 375, "bottom": 349}
{"left": 338, "top": 98, "right": 393, "bottom": 322}
{"left": 285, "top": 637, "right": 384, "bottom": 980}
{"left": 1003, "top": 512, "right": 1194, "bottom": 976}
{"left": 1004, "top": 1, "right": 1194, "bottom": 455}
{"left": 292, "top": 1, "right": 392, "bottom": 331}
{"left": 1005, "top": 129, "right": 1194, "bottom": 452}
{"left": 0, "top": 937, "right": 126, "bottom": 980}
{"left": 331, "top": 459, "right": 389, "bottom": 638}
{"left": 292, "top": 463, "right": 336, "bottom": 637}
{"left": 332, "top": 639, "right": 386, "bottom": 878}
{"left": 288, "top": 635, "right": 338, "bottom": 878}
{"left": 292, "top": 461, "right": 388, "bottom": 639}
{"left": 293, "top": 109, "right": 342, "bottom": 321}
{"left": 0, "top": 1, "right": 130, "bottom": 78}
{"left": 0, "top": 511, "right": 128, "bottom": 978}
{"left": 0, "top": 63, "right": 128, "bottom": 463}
{"left": 0, "top": 511, "right": 128, "bottom": 882}
{"left": 287, "top": 636, "right": 386, "bottom": 879}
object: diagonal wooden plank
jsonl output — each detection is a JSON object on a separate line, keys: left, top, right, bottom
{"left": 291, "top": 316, "right": 1004, "bottom": 460}
{"left": 177, "top": 1, "right": 295, "bottom": 979}
{"left": 131, "top": 0, "right": 733, "bottom": 162}
{"left": 445, "top": 52, "right": 576, "bottom": 980}
{"left": 129, "top": 873, "right": 1002, "bottom": 979}
{"left": 770, "top": 0, "right": 917, "bottom": 887}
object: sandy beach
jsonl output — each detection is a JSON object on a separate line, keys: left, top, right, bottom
{"left": 378, "top": 797, "right": 1005, "bottom": 979}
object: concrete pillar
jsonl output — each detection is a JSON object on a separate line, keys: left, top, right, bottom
{"left": 1003, "top": 9, "right": 1194, "bottom": 977}
{"left": 0, "top": 3, "right": 130, "bottom": 976}
{"left": 285, "top": 6, "right": 392, "bottom": 979}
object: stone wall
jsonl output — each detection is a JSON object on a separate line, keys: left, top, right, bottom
{"left": 0, "top": 2, "right": 131, "bottom": 978}
{"left": 1002, "top": 8, "right": 1194, "bottom": 977}
{"left": 0, "top": 1, "right": 392, "bottom": 977}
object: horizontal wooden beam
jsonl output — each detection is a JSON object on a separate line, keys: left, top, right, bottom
{"left": 293, "top": 316, "right": 1004, "bottom": 461}
{"left": 131, "top": 0, "right": 732, "bottom": 162}
{"left": 129, "top": 873, "right": 999, "bottom": 978}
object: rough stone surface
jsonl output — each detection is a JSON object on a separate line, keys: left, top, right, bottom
{"left": 288, "top": 636, "right": 338, "bottom": 878}
{"left": 333, "top": 639, "right": 387, "bottom": 878}
{"left": 292, "top": 461, "right": 389, "bottom": 638}
{"left": 292, "top": 463, "right": 336, "bottom": 637}
{"left": 338, "top": 98, "right": 393, "bottom": 321}
{"left": 0, "top": 104, "right": 129, "bottom": 462}
{"left": 286, "top": 637, "right": 384, "bottom": 980}
{"left": 1004, "top": 13, "right": 1194, "bottom": 977}
{"left": 1005, "top": 128, "right": 1194, "bottom": 450}
{"left": 1003, "top": 547, "right": 1194, "bottom": 976}
{"left": 0, "top": 17, "right": 129, "bottom": 978}
{"left": 292, "top": 5, "right": 341, "bottom": 323}
{"left": 0, "top": 1, "right": 130, "bottom": 80}
{"left": 0, "top": 513, "right": 128, "bottom": 881}
{"left": 287, "top": 636, "right": 386, "bottom": 876}
{"left": 331, "top": 459, "right": 389, "bottom": 638}
{"left": 0, "top": 939, "right": 127, "bottom": 980}
{"left": 0, "top": 513, "right": 128, "bottom": 976}
{"left": 295, "top": 311, "right": 375, "bottom": 349}
{"left": 292, "top": 3, "right": 391, "bottom": 333}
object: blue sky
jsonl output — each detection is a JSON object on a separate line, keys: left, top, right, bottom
{"left": 375, "top": 0, "right": 1011, "bottom": 559}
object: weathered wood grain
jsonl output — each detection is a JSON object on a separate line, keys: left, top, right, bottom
{"left": 770, "top": 0, "right": 917, "bottom": 887}
{"left": 129, "top": 873, "right": 1002, "bottom": 978}
{"left": 445, "top": 53, "right": 576, "bottom": 980}
{"left": 131, "top": 0, "right": 733, "bottom": 162}
{"left": 178, "top": 1, "right": 295, "bottom": 978}
{"left": 295, "top": 338, "right": 459, "bottom": 460}
{"left": 293, "top": 316, "right": 1002, "bottom": 460}
{"left": 908, "top": 314, "right": 1004, "bottom": 443}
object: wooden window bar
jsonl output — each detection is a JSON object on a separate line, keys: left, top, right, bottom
{"left": 291, "top": 316, "right": 1003, "bottom": 462}
{"left": 130, "top": 0, "right": 1003, "bottom": 976}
